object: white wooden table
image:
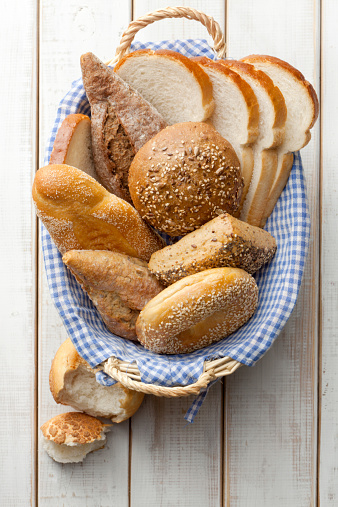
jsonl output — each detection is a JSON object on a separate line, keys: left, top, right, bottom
{"left": 2, "top": 0, "right": 337, "bottom": 505}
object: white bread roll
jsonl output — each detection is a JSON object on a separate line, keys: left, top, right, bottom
{"left": 40, "top": 412, "right": 110, "bottom": 463}
{"left": 50, "top": 338, "right": 144, "bottom": 422}
{"left": 136, "top": 268, "right": 258, "bottom": 354}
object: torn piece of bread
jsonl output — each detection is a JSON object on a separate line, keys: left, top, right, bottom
{"left": 62, "top": 250, "right": 164, "bottom": 340}
{"left": 50, "top": 338, "right": 144, "bottom": 422}
{"left": 81, "top": 52, "right": 167, "bottom": 202}
{"left": 148, "top": 213, "right": 277, "bottom": 285}
{"left": 241, "top": 54, "right": 319, "bottom": 226}
{"left": 41, "top": 412, "right": 110, "bottom": 463}
{"left": 218, "top": 60, "right": 287, "bottom": 226}
{"left": 49, "top": 114, "right": 98, "bottom": 181}
{"left": 114, "top": 49, "right": 214, "bottom": 125}
{"left": 192, "top": 57, "right": 259, "bottom": 206}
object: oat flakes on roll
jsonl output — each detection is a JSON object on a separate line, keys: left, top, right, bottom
{"left": 128, "top": 122, "right": 244, "bottom": 237}
{"left": 148, "top": 213, "right": 277, "bottom": 285}
{"left": 136, "top": 267, "right": 258, "bottom": 354}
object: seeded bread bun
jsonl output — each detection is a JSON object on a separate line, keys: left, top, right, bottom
{"left": 128, "top": 122, "right": 243, "bottom": 237}
{"left": 136, "top": 267, "right": 258, "bottom": 354}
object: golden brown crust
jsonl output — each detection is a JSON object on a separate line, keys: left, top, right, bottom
{"left": 40, "top": 412, "right": 109, "bottom": 445}
{"left": 32, "top": 164, "right": 165, "bottom": 260}
{"left": 49, "top": 114, "right": 91, "bottom": 165}
{"left": 128, "top": 122, "right": 243, "bottom": 237}
{"left": 242, "top": 54, "right": 319, "bottom": 129}
{"left": 136, "top": 267, "right": 258, "bottom": 354}
{"left": 148, "top": 213, "right": 277, "bottom": 285}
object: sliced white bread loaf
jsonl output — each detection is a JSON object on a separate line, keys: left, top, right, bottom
{"left": 114, "top": 49, "right": 214, "bottom": 125}
{"left": 192, "top": 57, "right": 259, "bottom": 207}
{"left": 218, "top": 60, "right": 287, "bottom": 226}
{"left": 49, "top": 114, "right": 98, "bottom": 180}
{"left": 241, "top": 55, "right": 319, "bottom": 226}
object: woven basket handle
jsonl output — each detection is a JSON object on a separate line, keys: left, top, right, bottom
{"left": 107, "top": 6, "right": 226, "bottom": 66}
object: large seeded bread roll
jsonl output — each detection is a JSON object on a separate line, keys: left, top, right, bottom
{"left": 218, "top": 60, "right": 287, "bottom": 226}
{"left": 128, "top": 122, "right": 243, "bottom": 237}
{"left": 192, "top": 57, "right": 259, "bottom": 208}
{"left": 49, "top": 114, "right": 98, "bottom": 181}
{"left": 136, "top": 268, "right": 258, "bottom": 354}
{"left": 41, "top": 412, "right": 110, "bottom": 463}
{"left": 32, "top": 164, "right": 164, "bottom": 260}
{"left": 148, "top": 213, "right": 277, "bottom": 285}
{"left": 241, "top": 54, "right": 319, "bottom": 226}
{"left": 50, "top": 338, "right": 144, "bottom": 422}
{"left": 114, "top": 49, "right": 214, "bottom": 125}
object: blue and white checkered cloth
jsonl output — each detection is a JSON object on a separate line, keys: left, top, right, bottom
{"left": 41, "top": 39, "right": 310, "bottom": 422}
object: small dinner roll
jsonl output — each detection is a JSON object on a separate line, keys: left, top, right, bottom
{"left": 136, "top": 267, "right": 258, "bottom": 354}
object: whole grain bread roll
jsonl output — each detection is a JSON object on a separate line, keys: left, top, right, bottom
{"left": 128, "top": 122, "right": 243, "bottom": 237}
{"left": 148, "top": 213, "right": 277, "bottom": 285}
{"left": 136, "top": 267, "right": 258, "bottom": 354}
{"left": 32, "top": 164, "right": 164, "bottom": 260}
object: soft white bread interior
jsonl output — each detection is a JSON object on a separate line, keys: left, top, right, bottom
{"left": 49, "top": 114, "right": 98, "bottom": 180}
{"left": 50, "top": 338, "right": 144, "bottom": 423}
{"left": 218, "top": 60, "right": 287, "bottom": 226}
{"left": 114, "top": 49, "right": 214, "bottom": 125}
{"left": 41, "top": 412, "right": 110, "bottom": 463}
{"left": 192, "top": 57, "right": 259, "bottom": 206}
{"left": 241, "top": 54, "right": 319, "bottom": 226}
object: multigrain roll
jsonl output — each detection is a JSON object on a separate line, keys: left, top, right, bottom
{"left": 32, "top": 164, "right": 165, "bottom": 261}
{"left": 148, "top": 213, "right": 277, "bottom": 285}
{"left": 136, "top": 267, "right": 258, "bottom": 354}
{"left": 128, "top": 122, "right": 243, "bottom": 236}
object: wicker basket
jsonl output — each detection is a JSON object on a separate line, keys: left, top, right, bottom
{"left": 100, "top": 6, "right": 243, "bottom": 397}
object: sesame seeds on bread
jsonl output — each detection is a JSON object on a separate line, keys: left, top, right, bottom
{"left": 148, "top": 213, "right": 277, "bottom": 286}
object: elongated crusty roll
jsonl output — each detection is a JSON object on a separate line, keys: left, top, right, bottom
{"left": 148, "top": 213, "right": 277, "bottom": 285}
{"left": 50, "top": 338, "right": 144, "bottom": 423}
{"left": 136, "top": 268, "right": 258, "bottom": 354}
{"left": 32, "top": 164, "right": 164, "bottom": 260}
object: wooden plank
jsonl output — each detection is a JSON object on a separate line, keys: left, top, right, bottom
{"left": 225, "top": 0, "right": 320, "bottom": 505}
{"left": 38, "top": 1, "right": 132, "bottom": 505}
{"left": 128, "top": 2, "right": 225, "bottom": 506}
{"left": 0, "top": 0, "right": 38, "bottom": 505}
{"left": 318, "top": 1, "right": 338, "bottom": 504}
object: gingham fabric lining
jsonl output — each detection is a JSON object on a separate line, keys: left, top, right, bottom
{"left": 41, "top": 39, "right": 310, "bottom": 420}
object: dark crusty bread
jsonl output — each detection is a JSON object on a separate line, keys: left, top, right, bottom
{"left": 63, "top": 250, "right": 164, "bottom": 340}
{"left": 128, "top": 122, "right": 243, "bottom": 237}
{"left": 80, "top": 52, "right": 167, "bottom": 203}
{"left": 148, "top": 213, "right": 277, "bottom": 285}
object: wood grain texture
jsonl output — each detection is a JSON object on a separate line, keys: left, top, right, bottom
{"left": 319, "top": 0, "right": 338, "bottom": 504}
{"left": 38, "top": 1, "right": 132, "bottom": 505}
{"left": 225, "top": 0, "right": 320, "bottom": 505}
{"left": 0, "top": 0, "right": 37, "bottom": 505}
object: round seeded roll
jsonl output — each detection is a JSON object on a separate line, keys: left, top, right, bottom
{"left": 136, "top": 267, "right": 258, "bottom": 354}
{"left": 128, "top": 122, "right": 243, "bottom": 236}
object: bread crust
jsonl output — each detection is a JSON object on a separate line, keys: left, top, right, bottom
{"left": 41, "top": 412, "right": 109, "bottom": 445}
{"left": 128, "top": 122, "right": 243, "bottom": 236}
{"left": 32, "top": 164, "right": 165, "bottom": 260}
{"left": 136, "top": 268, "right": 258, "bottom": 354}
{"left": 49, "top": 114, "right": 91, "bottom": 162}
{"left": 148, "top": 213, "right": 277, "bottom": 285}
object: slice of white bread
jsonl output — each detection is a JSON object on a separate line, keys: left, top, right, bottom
{"left": 114, "top": 49, "right": 215, "bottom": 125}
{"left": 218, "top": 60, "right": 287, "bottom": 226}
{"left": 41, "top": 412, "right": 110, "bottom": 463}
{"left": 192, "top": 57, "right": 259, "bottom": 207}
{"left": 241, "top": 55, "right": 319, "bottom": 226}
{"left": 50, "top": 338, "right": 144, "bottom": 423}
{"left": 49, "top": 114, "right": 98, "bottom": 180}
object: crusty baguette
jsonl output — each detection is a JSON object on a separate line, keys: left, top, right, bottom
{"left": 114, "top": 49, "right": 215, "bottom": 125}
{"left": 148, "top": 213, "right": 277, "bottom": 285}
{"left": 80, "top": 52, "right": 167, "bottom": 202}
{"left": 32, "top": 164, "right": 165, "bottom": 260}
{"left": 218, "top": 60, "right": 287, "bottom": 226}
{"left": 49, "top": 114, "right": 98, "bottom": 181}
{"left": 241, "top": 54, "right": 319, "bottom": 226}
{"left": 192, "top": 57, "right": 259, "bottom": 207}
